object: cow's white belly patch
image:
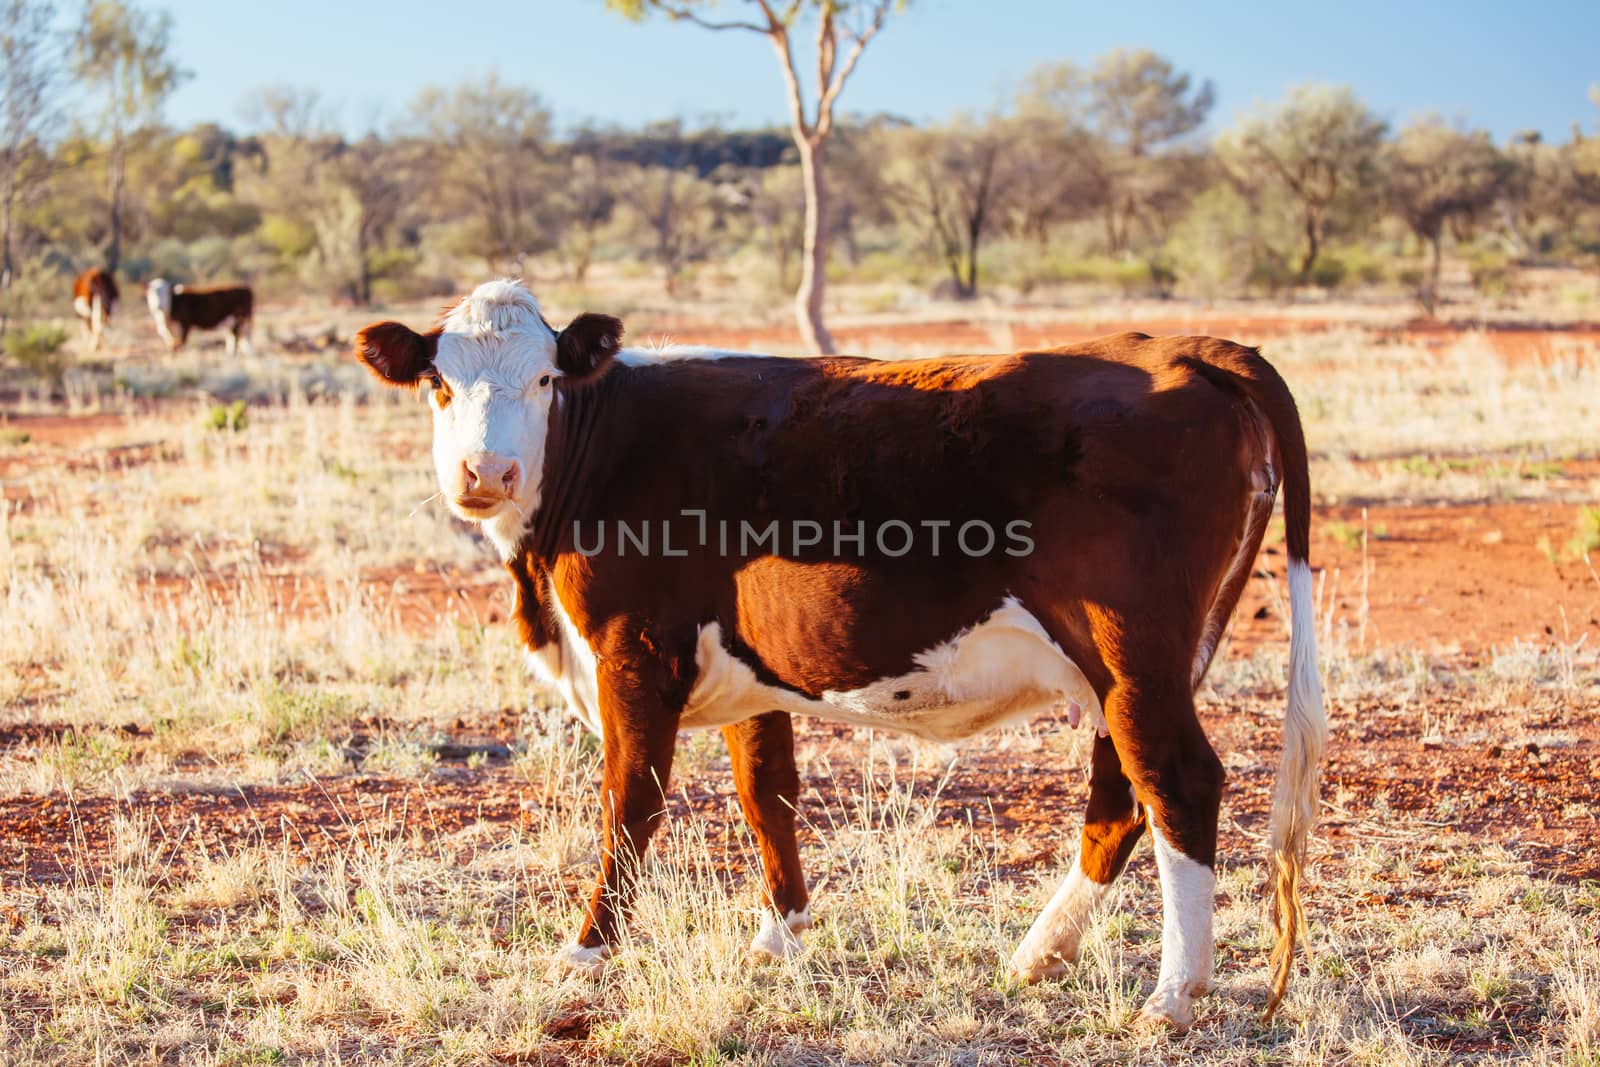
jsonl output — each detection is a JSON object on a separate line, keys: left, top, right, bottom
{"left": 681, "top": 597, "right": 1103, "bottom": 742}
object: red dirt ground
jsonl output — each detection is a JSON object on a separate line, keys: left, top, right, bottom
{"left": 3, "top": 316, "right": 1598, "bottom": 900}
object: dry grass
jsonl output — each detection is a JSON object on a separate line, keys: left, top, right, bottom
{"left": 2, "top": 304, "right": 1598, "bottom": 1063}
{"left": 2, "top": 737, "right": 1597, "bottom": 1064}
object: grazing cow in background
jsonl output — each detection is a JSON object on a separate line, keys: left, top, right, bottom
{"left": 352, "top": 280, "right": 1327, "bottom": 1031}
{"left": 72, "top": 267, "right": 119, "bottom": 351}
{"left": 146, "top": 278, "right": 254, "bottom": 354}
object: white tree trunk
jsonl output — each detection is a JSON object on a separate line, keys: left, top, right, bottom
{"left": 795, "top": 137, "right": 836, "bottom": 354}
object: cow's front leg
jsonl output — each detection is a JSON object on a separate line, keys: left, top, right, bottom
{"left": 723, "top": 711, "right": 810, "bottom": 959}
{"left": 551, "top": 653, "right": 681, "bottom": 976}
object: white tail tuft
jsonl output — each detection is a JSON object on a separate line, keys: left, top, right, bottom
{"left": 1264, "top": 557, "right": 1328, "bottom": 1018}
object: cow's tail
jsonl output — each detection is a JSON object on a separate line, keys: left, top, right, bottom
{"left": 1190, "top": 342, "right": 1327, "bottom": 1019}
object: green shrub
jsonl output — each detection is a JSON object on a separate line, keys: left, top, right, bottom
{"left": 4, "top": 324, "right": 69, "bottom": 383}
{"left": 258, "top": 215, "right": 317, "bottom": 260}
{"left": 833, "top": 248, "right": 935, "bottom": 287}
{"left": 1468, "top": 248, "right": 1517, "bottom": 299}
{"left": 1569, "top": 506, "right": 1600, "bottom": 558}
{"left": 1308, "top": 254, "right": 1348, "bottom": 290}
{"left": 204, "top": 399, "right": 249, "bottom": 433}
{"left": 1336, "top": 245, "right": 1390, "bottom": 286}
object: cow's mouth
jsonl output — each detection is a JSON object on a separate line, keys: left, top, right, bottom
{"left": 452, "top": 494, "right": 510, "bottom": 518}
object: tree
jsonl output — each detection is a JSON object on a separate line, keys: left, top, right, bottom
{"left": 240, "top": 84, "right": 329, "bottom": 141}
{"left": 72, "top": 0, "right": 186, "bottom": 273}
{"left": 744, "top": 163, "right": 805, "bottom": 293}
{"left": 557, "top": 129, "right": 622, "bottom": 284}
{"left": 884, "top": 115, "right": 1022, "bottom": 298}
{"left": 404, "top": 74, "right": 553, "bottom": 276}
{"left": 1383, "top": 117, "right": 1509, "bottom": 312}
{"left": 314, "top": 136, "right": 406, "bottom": 305}
{"left": 624, "top": 163, "right": 721, "bottom": 295}
{"left": 608, "top": 0, "right": 902, "bottom": 353}
{"left": 1565, "top": 87, "right": 1600, "bottom": 212}
{"left": 1, "top": 0, "right": 61, "bottom": 336}
{"left": 1217, "top": 84, "right": 1386, "bottom": 283}
{"left": 1017, "top": 51, "right": 1213, "bottom": 256}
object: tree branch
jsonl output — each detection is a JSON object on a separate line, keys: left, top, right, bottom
{"left": 652, "top": 0, "right": 767, "bottom": 33}
{"left": 814, "top": 0, "right": 890, "bottom": 138}
{"left": 754, "top": 0, "right": 813, "bottom": 140}
{"left": 815, "top": 4, "right": 836, "bottom": 125}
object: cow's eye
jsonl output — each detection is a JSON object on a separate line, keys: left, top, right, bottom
{"left": 538, "top": 374, "right": 552, "bottom": 388}
{"left": 430, "top": 377, "right": 452, "bottom": 409}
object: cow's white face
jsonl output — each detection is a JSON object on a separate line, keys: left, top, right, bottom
{"left": 146, "top": 278, "right": 174, "bottom": 315}
{"left": 353, "top": 279, "right": 622, "bottom": 558}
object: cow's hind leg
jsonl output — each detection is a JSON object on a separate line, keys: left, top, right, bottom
{"left": 1010, "top": 733, "right": 1145, "bottom": 981}
{"left": 1105, "top": 671, "right": 1224, "bottom": 1032}
{"left": 723, "top": 711, "right": 810, "bottom": 958}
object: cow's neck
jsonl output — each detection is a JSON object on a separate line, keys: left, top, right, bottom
{"left": 521, "top": 369, "right": 620, "bottom": 566}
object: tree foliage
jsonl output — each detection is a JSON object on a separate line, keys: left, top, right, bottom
{"left": 71, "top": 0, "right": 186, "bottom": 271}
{"left": 1, "top": 0, "right": 63, "bottom": 333}
{"left": 1218, "top": 84, "right": 1387, "bottom": 282}
{"left": 1384, "top": 117, "right": 1511, "bottom": 309}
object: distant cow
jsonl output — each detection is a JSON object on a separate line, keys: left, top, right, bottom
{"left": 353, "top": 280, "right": 1327, "bottom": 1031}
{"left": 72, "top": 268, "right": 119, "bottom": 351}
{"left": 146, "top": 279, "right": 254, "bottom": 354}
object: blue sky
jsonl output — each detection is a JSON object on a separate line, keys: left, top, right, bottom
{"left": 153, "top": 0, "right": 1598, "bottom": 142}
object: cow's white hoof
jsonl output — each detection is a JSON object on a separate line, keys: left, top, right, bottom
{"left": 1138, "top": 982, "right": 1202, "bottom": 1033}
{"left": 748, "top": 908, "right": 810, "bottom": 960}
{"left": 545, "top": 942, "right": 610, "bottom": 980}
{"left": 1007, "top": 943, "right": 1075, "bottom": 984}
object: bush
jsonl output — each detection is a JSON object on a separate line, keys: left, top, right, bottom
{"left": 203, "top": 399, "right": 249, "bottom": 433}
{"left": 4, "top": 324, "right": 69, "bottom": 383}
{"left": 986, "top": 242, "right": 1169, "bottom": 297}
{"left": 1468, "top": 248, "right": 1517, "bottom": 299}
{"left": 1335, "top": 245, "right": 1390, "bottom": 287}
{"left": 833, "top": 248, "right": 936, "bottom": 287}
{"left": 258, "top": 215, "right": 317, "bottom": 261}
{"left": 1308, "top": 254, "right": 1348, "bottom": 290}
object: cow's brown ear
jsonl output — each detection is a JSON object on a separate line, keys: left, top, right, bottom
{"left": 556, "top": 313, "right": 623, "bottom": 381}
{"left": 354, "top": 321, "right": 438, "bottom": 387}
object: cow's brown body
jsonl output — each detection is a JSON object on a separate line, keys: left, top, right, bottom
{"left": 353, "top": 285, "right": 1325, "bottom": 1028}
{"left": 148, "top": 281, "right": 253, "bottom": 352}
{"left": 71, "top": 268, "right": 118, "bottom": 351}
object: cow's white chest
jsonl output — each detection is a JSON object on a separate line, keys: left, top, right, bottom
{"left": 681, "top": 598, "right": 1103, "bottom": 742}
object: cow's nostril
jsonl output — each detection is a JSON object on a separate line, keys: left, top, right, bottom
{"left": 502, "top": 463, "right": 519, "bottom": 492}
{"left": 462, "top": 461, "right": 479, "bottom": 489}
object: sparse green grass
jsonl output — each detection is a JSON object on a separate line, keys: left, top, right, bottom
{"left": 1570, "top": 506, "right": 1600, "bottom": 557}
{"left": 204, "top": 398, "right": 251, "bottom": 433}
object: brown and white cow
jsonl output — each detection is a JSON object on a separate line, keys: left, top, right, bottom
{"left": 352, "top": 280, "right": 1327, "bottom": 1030}
{"left": 72, "top": 267, "right": 119, "bottom": 351}
{"left": 146, "top": 279, "right": 254, "bottom": 354}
